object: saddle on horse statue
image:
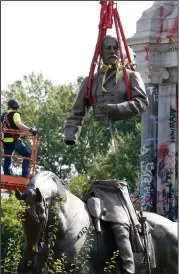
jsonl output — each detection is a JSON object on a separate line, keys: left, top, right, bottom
{"left": 82, "top": 180, "right": 156, "bottom": 273}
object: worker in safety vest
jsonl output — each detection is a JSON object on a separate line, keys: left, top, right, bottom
{"left": 63, "top": 35, "right": 149, "bottom": 274}
{"left": 63, "top": 35, "right": 149, "bottom": 146}
{"left": 1, "top": 99, "right": 37, "bottom": 177}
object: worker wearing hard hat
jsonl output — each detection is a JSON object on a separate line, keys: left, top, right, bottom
{"left": 1, "top": 99, "right": 37, "bottom": 177}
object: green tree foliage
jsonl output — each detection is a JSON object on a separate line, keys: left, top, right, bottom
{"left": 87, "top": 123, "right": 141, "bottom": 193}
{"left": 68, "top": 174, "right": 89, "bottom": 198}
{"left": 1, "top": 193, "right": 23, "bottom": 260}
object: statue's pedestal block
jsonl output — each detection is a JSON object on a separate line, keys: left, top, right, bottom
{"left": 127, "top": 1, "right": 178, "bottom": 220}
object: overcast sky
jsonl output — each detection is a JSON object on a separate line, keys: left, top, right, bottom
{"left": 2, "top": 1, "right": 154, "bottom": 90}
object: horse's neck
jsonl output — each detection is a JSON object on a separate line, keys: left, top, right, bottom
{"left": 37, "top": 182, "right": 65, "bottom": 200}
{"left": 48, "top": 191, "right": 91, "bottom": 237}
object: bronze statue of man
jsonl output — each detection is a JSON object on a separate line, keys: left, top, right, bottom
{"left": 63, "top": 35, "right": 149, "bottom": 145}
{"left": 63, "top": 35, "right": 149, "bottom": 273}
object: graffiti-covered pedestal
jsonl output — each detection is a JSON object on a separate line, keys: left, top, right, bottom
{"left": 127, "top": 1, "right": 178, "bottom": 220}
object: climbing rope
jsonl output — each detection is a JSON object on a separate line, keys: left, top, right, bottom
{"left": 85, "top": 1, "right": 135, "bottom": 104}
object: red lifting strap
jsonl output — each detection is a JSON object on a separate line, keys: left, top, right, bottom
{"left": 85, "top": 1, "right": 135, "bottom": 104}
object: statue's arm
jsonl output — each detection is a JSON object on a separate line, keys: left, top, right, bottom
{"left": 108, "top": 71, "right": 149, "bottom": 120}
{"left": 63, "top": 77, "right": 90, "bottom": 145}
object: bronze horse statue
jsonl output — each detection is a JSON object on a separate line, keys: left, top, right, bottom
{"left": 15, "top": 171, "right": 178, "bottom": 274}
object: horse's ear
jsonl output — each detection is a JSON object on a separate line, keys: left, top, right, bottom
{"left": 36, "top": 188, "right": 42, "bottom": 202}
{"left": 15, "top": 189, "right": 24, "bottom": 200}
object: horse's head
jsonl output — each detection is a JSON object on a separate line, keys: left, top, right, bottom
{"left": 15, "top": 187, "right": 48, "bottom": 260}
{"left": 14, "top": 170, "right": 87, "bottom": 265}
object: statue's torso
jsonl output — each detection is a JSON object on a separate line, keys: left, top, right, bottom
{"left": 91, "top": 70, "right": 128, "bottom": 105}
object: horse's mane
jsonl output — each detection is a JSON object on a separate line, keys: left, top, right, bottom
{"left": 26, "top": 171, "right": 67, "bottom": 200}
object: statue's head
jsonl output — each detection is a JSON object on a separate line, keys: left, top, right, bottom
{"left": 101, "top": 35, "right": 119, "bottom": 66}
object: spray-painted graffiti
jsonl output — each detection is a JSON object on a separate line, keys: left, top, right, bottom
{"left": 147, "top": 85, "right": 159, "bottom": 103}
{"left": 140, "top": 84, "right": 178, "bottom": 220}
{"left": 157, "top": 141, "right": 177, "bottom": 220}
{"left": 158, "top": 141, "right": 175, "bottom": 179}
{"left": 156, "top": 85, "right": 178, "bottom": 221}
{"left": 145, "top": 115, "right": 158, "bottom": 153}
{"left": 170, "top": 107, "right": 176, "bottom": 142}
{"left": 141, "top": 143, "right": 157, "bottom": 211}
{"left": 140, "top": 84, "right": 159, "bottom": 212}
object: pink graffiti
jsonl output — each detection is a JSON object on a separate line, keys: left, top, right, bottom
{"left": 145, "top": 193, "right": 152, "bottom": 203}
{"left": 158, "top": 142, "right": 175, "bottom": 175}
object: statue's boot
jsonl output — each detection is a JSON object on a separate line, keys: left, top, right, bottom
{"left": 111, "top": 223, "right": 135, "bottom": 274}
